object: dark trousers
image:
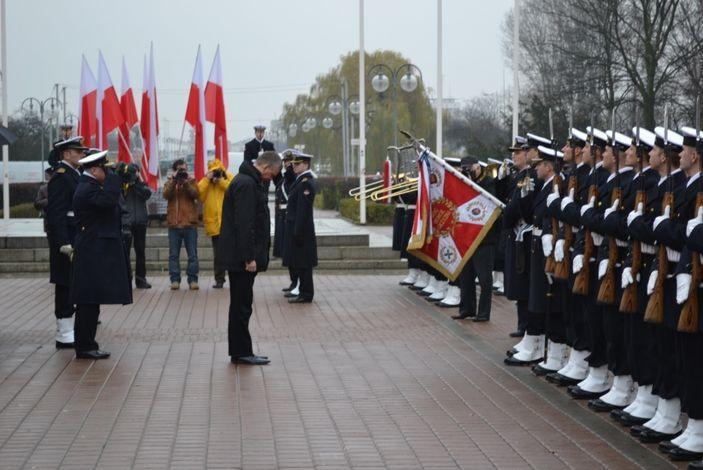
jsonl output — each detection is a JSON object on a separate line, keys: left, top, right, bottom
{"left": 211, "top": 236, "right": 226, "bottom": 285}
{"left": 516, "top": 299, "right": 528, "bottom": 333}
{"left": 584, "top": 263, "right": 607, "bottom": 368}
{"left": 227, "top": 271, "right": 257, "bottom": 358}
{"left": 459, "top": 244, "right": 494, "bottom": 319}
{"left": 292, "top": 268, "right": 314, "bottom": 300}
{"left": 288, "top": 268, "right": 299, "bottom": 287}
{"left": 131, "top": 225, "right": 147, "bottom": 283}
{"left": 652, "top": 326, "right": 680, "bottom": 399}
{"left": 679, "top": 332, "right": 703, "bottom": 419}
{"left": 55, "top": 284, "right": 73, "bottom": 319}
{"left": 75, "top": 303, "right": 100, "bottom": 352}
{"left": 602, "top": 305, "right": 630, "bottom": 376}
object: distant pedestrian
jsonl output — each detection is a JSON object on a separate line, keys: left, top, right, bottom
{"left": 34, "top": 167, "right": 54, "bottom": 233}
{"left": 117, "top": 162, "right": 152, "bottom": 289}
{"left": 243, "top": 125, "right": 275, "bottom": 163}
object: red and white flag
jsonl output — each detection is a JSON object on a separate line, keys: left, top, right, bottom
{"left": 205, "top": 45, "right": 228, "bottom": 169}
{"left": 185, "top": 45, "right": 207, "bottom": 181}
{"left": 118, "top": 56, "right": 139, "bottom": 163}
{"left": 78, "top": 55, "right": 97, "bottom": 147}
{"left": 381, "top": 158, "right": 392, "bottom": 203}
{"left": 407, "top": 148, "right": 504, "bottom": 280}
{"left": 140, "top": 44, "right": 160, "bottom": 189}
{"left": 96, "top": 51, "right": 125, "bottom": 150}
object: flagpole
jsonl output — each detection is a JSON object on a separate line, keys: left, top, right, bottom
{"left": 1, "top": 0, "right": 8, "bottom": 221}
{"left": 436, "top": 0, "right": 443, "bottom": 158}
{"left": 358, "top": 0, "right": 366, "bottom": 224}
{"left": 511, "top": 0, "right": 520, "bottom": 138}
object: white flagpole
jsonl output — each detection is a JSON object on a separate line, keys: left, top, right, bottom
{"left": 358, "top": 0, "right": 366, "bottom": 224}
{"left": 436, "top": 0, "right": 443, "bottom": 158}
{"left": 512, "top": 0, "right": 520, "bottom": 138}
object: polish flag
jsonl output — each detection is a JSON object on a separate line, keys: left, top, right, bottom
{"left": 205, "top": 45, "right": 228, "bottom": 168}
{"left": 118, "top": 56, "right": 139, "bottom": 163}
{"left": 381, "top": 158, "right": 392, "bottom": 203}
{"left": 185, "top": 45, "right": 207, "bottom": 181}
{"left": 140, "top": 44, "right": 160, "bottom": 189}
{"left": 96, "top": 50, "right": 125, "bottom": 150}
{"left": 78, "top": 55, "right": 97, "bottom": 147}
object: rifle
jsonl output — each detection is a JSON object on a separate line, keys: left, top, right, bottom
{"left": 573, "top": 116, "right": 599, "bottom": 295}
{"left": 645, "top": 105, "right": 673, "bottom": 324}
{"left": 554, "top": 106, "right": 576, "bottom": 280}
{"left": 678, "top": 95, "right": 702, "bottom": 333}
{"left": 544, "top": 108, "right": 561, "bottom": 274}
{"left": 620, "top": 104, "right": 645, "bottom": 314}
{"left": 597, "top": 108, "right": 621, "bottom": 305}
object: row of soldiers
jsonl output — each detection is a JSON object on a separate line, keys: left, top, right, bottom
{"left": 494, "top": 122, "right": 703, "bottom": 465}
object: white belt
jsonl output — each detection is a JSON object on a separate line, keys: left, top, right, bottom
{"left": 396, "top": 204, "right": 406, "bottom": 209}
{"left": 666, "top": 248, "right": 680, "bottom": 263}
{"left": 641, "top": 243, "right": 656, "bottom": 254}
{"left": 66, "top": 211, "right": 75, "bottom": 217}
{"left": 532, "top": 228, "right": 543, "bottom": 236}
{"left": 407, "top": 204, "right": 416, "bottom": 209}
{"left": 615, "top": 239, "right": 628, "bottom": 248}
{"left": 279, "top": 204, "right": 287, "bottom": 209}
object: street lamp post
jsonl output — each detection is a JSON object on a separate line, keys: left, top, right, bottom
{"left": 21, "top": 96, "right": 61, "bottom": 181}
{"left": 368, "top": 63, "right": 422, "bottom": 147}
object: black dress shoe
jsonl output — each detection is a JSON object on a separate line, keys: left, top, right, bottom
{"left": 546, "top": 372, "right": 580, "bottom": 386}
{"left": 472, "top": 316, "right": 490, "bottom": 323}
{"left": 282, "top": 285, "right": 295, "bottom": 292}
{"left": 670, "top": 448, "right": 703, "bottom": 462}
{"left": 658, "top": 440, "right": 679, "bottom": 454}
{"left": 616, "top": 412, "right": 649, "bottom": 427}
{"left": 588, "top": 398, "right": 624, "bottom": 412}
{"left": 630, "top": 425, "right": 649, "bottom": 437}
{"left": 76, "top": 350, "right": 110, "bottom": 360}
{"left": 213, "top": 283, "right": 224, "bottom": 289}
{"left": 408, "top": 285, "right": 425, "bottom": 291}
{"left": 509, "top": 330, "right": 525, "bottom": 338}
{"left": 417, "top": 290, "right": 432, "bottom": 297}
{"left": 231, "top": 355, "right": 270, "bottom": 365}
{"left": 567, "top": 385, "right": 606, "bottom": 400}
{"left": 504, "top": 356, "right": 541, "bottom": 366}
{"left": 255, "top": 355, "right": 269, "bottom": 360}
{"left": 56, "top": 341, "right": 75, "bottom": 349}
{"left": 451, "top": 313, "right": 472, "bottom": 320}
{"left": 506, "top": 348, "right": 518, "bottom": 357}
{"left": 639, "top": 429, "right": 681, "bottom": 444}
{"left": 438, "top": 302, "right": 459, "bottom": 308}
{"left": 288, "top": 296, "right": 313, "bottom": 304}
{"left": 284, "top": 292, "right": 298, "bottom": 298}
{"left": 688, "top": 458, "right": 703, "bottom": 468}
{"left": 532, "top": 363, "right": 557, "bottom": 376}
{"left": 136, "top": 281, "right": 152, "bottom": 289}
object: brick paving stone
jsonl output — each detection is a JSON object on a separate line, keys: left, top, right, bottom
{"left": 0, "top": 275, "right": 687, "bottom": 469}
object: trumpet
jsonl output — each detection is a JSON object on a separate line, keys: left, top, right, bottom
{"left": 516, "top": 175, "right": 533, "bottom": 189}
{"left": 369, "top": 178, "right": 418, "bottom": 201}
{"left": 349, "top": 179, "right": 386, "bottom": 198}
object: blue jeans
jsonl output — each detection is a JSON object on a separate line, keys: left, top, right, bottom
{"left": 168, "top": 227, "right": 199, "bottom": 283}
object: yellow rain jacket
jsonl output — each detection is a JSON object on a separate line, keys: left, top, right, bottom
{"left": 197, "top": 159, "right": 234, "bottom": 236}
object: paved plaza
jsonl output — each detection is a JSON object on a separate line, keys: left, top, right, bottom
{"left": 0, "top": 274, "right": 683, "bottom": 469}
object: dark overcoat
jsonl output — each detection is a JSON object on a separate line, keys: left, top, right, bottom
{"left": 282, "top": 171, "right": 318, "bottom": 269}
{"left": 46, "top": 162, "right": 80, "bottom": 286}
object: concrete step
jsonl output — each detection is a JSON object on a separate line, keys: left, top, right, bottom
{"left": 0, "top": 245, "right": 397, "bottom": 263}
{"left": 0, "top": 258, "right": 407, "bottom": 274}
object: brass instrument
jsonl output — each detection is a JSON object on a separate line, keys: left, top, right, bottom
{"left": 370, "top": 178, "right": 418, "bottom": 201}
{"left": 516, "top": 174, "right": 533, "bottom": 189}
{"left": 349, "top": 179, "right": 386, "bottom": 198}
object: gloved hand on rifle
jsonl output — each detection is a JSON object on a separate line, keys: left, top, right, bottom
{"left": 554, "top": 239, "right": 565, "bottom": 262}
{"left": 653, "top": 205, "right": 671, "bottom": 230}
{"left": 687, "top": 206, "right": 703, "bottom": 237}
{"left": 676, "top": 273, "right": 692, "bottom": 305}
{"left": 621, "top": 266, "right": 638, "bottom": 289}
{"left": 546, "top": 185, "right": 560, "bottom": 208}
{"left": 520, "top": 177, "right": 535, "bottom": 198}
{"left": 560, "top": 187, "right": 575, "bottom": 211}
{"left": 604, "top": 198, "right": 619, "bottom": 220}
{"left": 580, "top": 195, "right": 595, "bottom": 217}
{"left": 541, "top": 234, "right": 553, "bottom": 257}
{"left": 647, "top": 270, "right": 658, "bottom": 295}
{"left": 59, "top": 244, "right": 74, "bottom": 258}
{"left": 598, "top": 259, "right": 608, "bottom": 280}
{"left": 572, "top": 254, "right": 584, "bottom": 274}
{"left": 627, "top": 202, "right": 644, "bottom": 227}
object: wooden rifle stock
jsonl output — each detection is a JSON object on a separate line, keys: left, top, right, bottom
{"left": 573, "top": 184, "right": 598, "bottom": 295}
{"left": 677, "top": 193, "right": 703, "bottom": 332}
{"left": 544, "top": 175, "right": 562, "bottom": 274}
{"left": 554, "top": 175, "right": 577, "bottom": 280}
{"left": 597, "top": 187, "right": 621, "bottom": 305}
{"left": 644, "top": 192, "right": 674, "bottom": 324}
{"left": 619, "top": 189, "right": 646, "bottom": 313}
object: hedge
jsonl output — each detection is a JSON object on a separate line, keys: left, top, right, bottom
{"left": 0, "top": 182, "right": 43, "bottom": 207}
{"left": 338, "top": 198, "right": 395, "bottom": 225}
{"left": 0, "top": 202, "right": 42, "bottom": 218}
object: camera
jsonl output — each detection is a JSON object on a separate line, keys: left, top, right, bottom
{"left": 212, "top": 169, "right": 226, "bottom": 179}
{"left": 175, "top": 169, "right": 189, "bottom": 182}
{"left": 116, "top": 162, "right": 139, "bottom": 185}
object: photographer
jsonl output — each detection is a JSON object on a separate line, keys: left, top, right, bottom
{"left": 163, "top": 159, "right": 200, "bottom": 290}
{"left": 117, "top": 162, "right": 152, "bottom": 289}
{"left": 197, "top": 159, "right": 233, "bottom": 288}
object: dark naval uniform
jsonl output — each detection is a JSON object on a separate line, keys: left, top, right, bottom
{"left": 72, "top": 167, "right": 132, "bottom": 357}
{"left": 274, "top": 166, "right": 296, "bottom": 258}
{"left": 282, "top": 169, "right": 318, "bottom": 302}
{"left": 243, "top": 138, "right": 275, "bottom": 163}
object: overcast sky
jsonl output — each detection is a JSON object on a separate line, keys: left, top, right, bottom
{"left": 7, "top": 0, "right": 513, "bottom": 144}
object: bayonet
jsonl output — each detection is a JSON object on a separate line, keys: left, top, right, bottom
{"left": 549, "top": 108, "right": 555, "bottom": 148}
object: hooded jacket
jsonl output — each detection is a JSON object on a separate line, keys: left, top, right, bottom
{"left": 197, "top": 159, "right": 234, "bottom": 236}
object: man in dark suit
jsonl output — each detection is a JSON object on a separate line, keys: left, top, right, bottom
{"left": 218, "top": 151, "right": 282, "bottom": 366}
{"left": 282, "top": 152, "right": 318, "bottom": 304}
{"left": 71, "top": 150, "right": 132, "bottom": 359}
{"left": 243, "top": 125, "right": 275, "bottom": 163}
{"left": 453, "top": 156, "right": 497, "bottom": 322}
{"left": 46, "top": 137, "right": 88, "bottom": 349}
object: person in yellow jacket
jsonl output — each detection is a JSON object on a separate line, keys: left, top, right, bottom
{"left": 198, "top": 159, "right": 234, "bottom": 288}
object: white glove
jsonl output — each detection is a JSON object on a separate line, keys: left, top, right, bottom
{"left": 498, "top": 163, "right": 507, "bottom": 180}
{"left": 572, "top": 254, "right": 584, "bottom": 274}
{"left": 546, "top": 273, "right": 554, "bottom": 285}
{"left": 687, "top": 206, "right": 703, "bottom": 237}
{"left": 59, "top": 244, "right": 74, "bottom": 258}
{"left": 554, "top": 239, "right": 565, "bottom": 262}
{"left": 676, "top": 273, "right": 692, "bottom": 305}
{"left": 597, "top": 259, "right": 609, "bottom": 280}
{"left": 621, "top": 267, "right": 634, "bottom": 289}
{"left": 560, "top": 187, "right": 575, "bottom": 211}
{"left": 547, "top": 185, "right": 560, "bottom": 208}
{"left": 627, "top": 202, "right": 644, "bottom": 227}
{"left": 647, "top": 270, "right": 658, "bottom": 295}
{"left": 580, "top": 195, "right": 595, "bottom": 217}
{"left": 653, "top": 205, "right": 671, "bottom": 230}
{"left": 604, "top": 198, "right": 619, "bottom": 220}
{"left": 541, "top": 234, "right": 553, "bottom": 257}
{"left": 591, "top": 232, "right": 604, "bottom": 246}
{"left": 520, "top": 177, "right": 535, "bottom": 198}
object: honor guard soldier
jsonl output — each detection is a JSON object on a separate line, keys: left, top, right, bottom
{"left": 47, "top": 124, "right": 75, "bottom": 168}
{"left": 282, "top": 151, "right": 318, "bottom": 303}
{"left": 243, "top": 125, "right": 275, "bottom": 163}
{"left": 276, "top": 150, "right": 299, "bottom": 293}
{"left": 71, "top": 150, "right": 132, "bottom": 359}
{"left": 46, "top": 136, "right": 88, "bottom": 348}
